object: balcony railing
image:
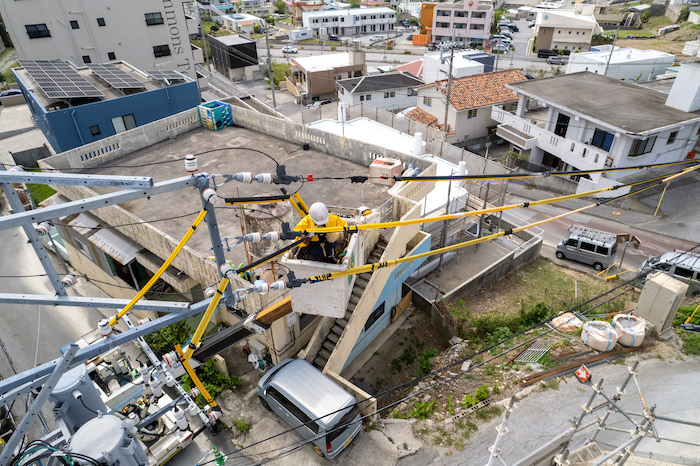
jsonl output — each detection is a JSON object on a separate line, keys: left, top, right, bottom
{"left": 492, "top": 107, "right": 608, "bottom": 174}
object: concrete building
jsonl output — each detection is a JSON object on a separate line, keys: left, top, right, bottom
{"left": 336, "top": 72, "right": 423, "bottom": 110}
{"left": 531, "top": 4, "right": 602, "bottom": 54}
{"left": 287, "top": 51, "right": 366, "bottom": 104}
{"left": 293, "top": 0, "right": 324, "bottom": 26}
{"left": 408, "top": 69, "right": 528, "bottom": 143}
{"left": 422, "top": 50, "right": 493, "bottom": 83}
{"left": 222, "top": 12, "right": 268, "bottom": 33}
{"left": 289, "top": 27, "right": 314, "bottom": 41}
{"left": 0, "top": 0, "right": 203, "bottom": 80}
{"left": 12, "top": 61, "right": 200, "bottom": 153}
{"left": 430, "top": 0, "right": 494, "bottom": 46}
{"left": 493, "top": 67, "right": 700, "bottom": 193}
{"left": 209, "top": 35, "right": 260, "bottom": 81}
{"left": 566, "top": 46, "right": 675, "bottom": 82}
{"left": 683, "top": 39, "right": 700, "bottom": 57}
{"left": 301, "top": 7, "right": 396, "bottom": 37}
{"left": 240, "top": 0, "right": 276, "bottom": 16}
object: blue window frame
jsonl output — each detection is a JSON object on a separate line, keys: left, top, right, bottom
{"left": 591, "top": 128, "right": 614, "bottom": 151}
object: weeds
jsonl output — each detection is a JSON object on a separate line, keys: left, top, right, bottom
{"left": 410, "top": 400, "right": 436, "bottom": 420}
{"left": 475, "top": 405, "right": 503, "bottom": 422}
{"left": 475, "top": 385, "right": 490, "bottom": 401}
{"left": 232, "top": 417, "right": 250, "bottom": 435}
{"left": 540, "top": 379, "right": 560, "bottom": 390}
{"left": 682, "top": 334, "right": 700, "bottom": 355}
{"left": 418, "top": 348, "right": 438, "bottom": 375}
{"left": 445, "top": 395, "right": 455, "bottom": 415}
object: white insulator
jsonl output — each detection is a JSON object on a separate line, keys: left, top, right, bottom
{"left": 86, "top": 363, "right": 97, "bottom": 374}
{"left": 202, "top": 188, "right": 219, "bottom": 205}
{"left": 97, "top": 319, "right": 112, "bottom": 337}
{"left": 233, "top": 172, "right": 254, "bottom": 183}
{"left": 205, "top": 286, "right": 217, "bottom": 299}
{"left": 149, "top": 376, "right": 163, "bottom": 398}
{"left": 8, "top": 165, "right": 24, "bottom": 172}
{"left": 220, "top": 262, "right": 235, "bottom": 279}
{"left": 253, "top": 280, "right": 269, "bottom": 294}
{"left": 190, "top": 387, "right": 200, "bottom": 398}
{"left": 206, "top": 405, "right": 221, "bottom": 423}
{"left": 242, "top": 232, "right": 263, "bottom": 243}
{"left": 269, "top": 280, "right": 286, "bottom": 291}
{"left": 162, "top": 351, "right": 179, "bottom": 369}
{"left": 173, "top": 406, "right": 189, "bottom": 430}
{"left": 61, "top": 274, "right": 75, "bottom": 287}
{"left": 164, "top": 374, "right": 176, "bottom": 388}
{"left": 137, "top": 317, "right": 151, "bottom": 326}
{"left": 107, "top": 379, "right": 120, "bottom": 393}
{"left": 35, "top": 222, "right": 50, "bottom": 236}
{"left": 185, "top": 154, "right": 198, "bottom": 173}
{"left": 262, "top": 231, "right": 280, "bottom": 242}
{"left": 254, "top": 173, "right": 273, "bottom": 184}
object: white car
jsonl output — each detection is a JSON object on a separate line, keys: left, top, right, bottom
{"left": 282, "top": 45, "right": 298, "bottom": 54}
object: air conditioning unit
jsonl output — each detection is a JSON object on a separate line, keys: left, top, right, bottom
{"left": 248, "top": 339, "right": 267, "bottom": 359}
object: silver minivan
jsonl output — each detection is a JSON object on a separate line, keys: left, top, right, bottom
{"left": 257, "top": 358, "right": 362, "bottom": 458}
{"left": 641, "top": 250, "right": 700, "bottom": 294}
{"left": 555, "top": 225, "right": 617, "bottom": 271}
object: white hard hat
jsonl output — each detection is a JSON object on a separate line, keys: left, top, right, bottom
{"left": 309, "top": 202, "right": 329, "bottom": 225}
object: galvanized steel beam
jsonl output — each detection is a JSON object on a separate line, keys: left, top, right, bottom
{"left": 0, "top": 172, "right": 154, "bottom": 188}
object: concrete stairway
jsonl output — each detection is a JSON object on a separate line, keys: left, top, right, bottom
{"left": 312, "top": 237, "right": 387, "bottom": 371}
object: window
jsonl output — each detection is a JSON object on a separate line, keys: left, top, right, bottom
{"left": 383, "top": 91, "right": 395, "bottom": 98}
{"left": 628, "top": 136, "right": 656, "bottom": 157}
{"left": 596, "top": 245, "right": 609, "bottom": 255}
{"left": 153, "top": 45, "right": 171, "bottom": 57}
{"left": 468, "top": 109, "right": 477, "bottom": 119}
{"left": 97, "top": 17, "right": 106, "bottom": 27}
{"left": 565, "top": 238, "right": 578, "bottom": 247}
{"left": 89, "top": 125, "right": 101, "bottom": 136}
{"left": 25, "top": 24, "right": 51, "bottom": 39}
{"left": 364, "top": 302, "right": 385, "bottom": 331}
{"left": 267, "top": 387, "right": 319, "bottom": 433}
{"left": 667, "top": 131, "right": 677, "bottom": 144}
{"left": 591, "top": 128, "right": 614, "bottom": 151}
{"left": 580, "top": 241, "right": 595, "bottom": 252}
{"left": 436, "top": 22, "right": 449, "bottom": 28}
{"left": 423, "top": 97, "right": 432, "bottom": 106}
{"left": 326, "top": 405, "right": 360, "bottom": 444}
{"left": 82, "top": 55, "right": 92, "bottom": 64}
{"left": 74, "top": 237, "right": 93, "bottom": 260}
{"left": 70, "top": 20, "right": 80, "bottom": 29}
{"left": 360, "top": 95, "right": 364, "bottom": 102}
{"left": 366, "top": 94, "right": 371, "bottom": 101}
{"left": 470, "top": 24, "right": 484, "bottom": 30}
{"left": 674, "top": 267, "right": 694, "bottom": 279}
{"left": 145, "top": 12, "right": 164, "bottom": 26}
{"left": 472, "top": 12, "right": 486, "bottom": 18}
{"left": 112, "top": 114, "right": 137, "bottom": 133}
{"left": 408, "top": 89, "right": 418, "bottom": 96}
{"left": 108, "top": 52, "right": 116, "bottom": 60}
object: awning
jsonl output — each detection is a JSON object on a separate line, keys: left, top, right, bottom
{"left": 87, "top": 228, "right": 140, "bottom": 265}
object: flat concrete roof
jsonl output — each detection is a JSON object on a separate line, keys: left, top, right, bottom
{"left": 307, "top": 117, "right": 422, "bottom": 155}
{"left": 293, "top": 52, "right": 353, "bottom": 72}
{"left": 507, "top": 72, "right": 700, "bottom": 133}
{"left": 571, "top": 47, "right": 674, "bottom": 64}
{"left": 81, "top": 125, "right": 391, "bottom": 262}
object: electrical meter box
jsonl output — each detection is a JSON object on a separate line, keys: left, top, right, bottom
{"left": 635, "top": 271, "right": 688, "bottom": 339}
{"left": 369, "top": 157, "right": 403, "bottom": 187}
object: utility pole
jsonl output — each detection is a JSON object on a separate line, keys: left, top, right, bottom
{"left": 442, "top": 45, "right": 454, "bottom": 137}
{"left": 265, "top": 31, "right": 277, "bottom": 109}
{"left": 603, "top": 28, "right": 619, "bottom": 76}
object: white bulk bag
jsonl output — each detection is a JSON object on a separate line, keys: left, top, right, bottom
{"left": 613, "top": 314, "right": 646, "bottom": 348}
{"left": 581, "top": 321, "right": 618, "bottom": 352}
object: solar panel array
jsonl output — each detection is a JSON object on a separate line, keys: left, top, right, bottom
{"left": 88, "top": 64, "right": 146, "bottom": 91}
{"left": 20, "top": 60, "right": 104, "bottom": 99}
{"left": 145, "top": 70, "right": 185, "bottom": 82}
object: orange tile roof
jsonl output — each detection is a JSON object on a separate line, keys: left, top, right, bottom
{"left": 418, "top": 69, "right": 528, "bottom": 111}
{"left": 395, "top": 59, "right": 423, "bottom": 80}
{"left": 433, "top": 122, "right": 455, "bottom": 135}
{"left": 241, "top": 20, "right": 254, "bottom": 26}
{"left": 406, "top": 107, "right": 437, "bottom": 127}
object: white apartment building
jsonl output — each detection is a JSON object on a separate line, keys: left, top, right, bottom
{"left": 0, "top": 0, "right": 202, "bottom": 80}
{"left": 336, "top": 72, "right": 423, "bottom": 110}
{"left": 422, "top": 51, "right": 485, "bottom": 83}
{"left": 301, "top": 7, "right": 396, "bottom": 36}
{"left": 566, "top": 46, "right": 675, "bottom": 82}
{"left": 493, "top": 66, "right": 700, "bottom": 193}
{"left": 431, "top": 0, "right": 493, "bottom": 46}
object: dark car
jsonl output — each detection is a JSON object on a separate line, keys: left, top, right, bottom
{"left": 508, "top": 24, "right": 520, "bottom": 32}
{"left": 0, "top": 89, "right": 22, "bottom": 97}
{"left": 427, "top": 43, "right": 438, "bottom": 51}
{"left": 537, "top": 49, "right": 559, "bottom": 59}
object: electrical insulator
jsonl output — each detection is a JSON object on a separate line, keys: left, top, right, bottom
{"left": 149, "top": 376, "right": 163, "bottom": 398}
{"left": 61, "top": 274, "right": 75, "bottom": 287}
{"left": 97, "top": 319, "right": 112, "bottom": 337}
{"left": 173, "top": 406, "right": 189, "bottom": 431}
{"left": 269, "top": 280, "right": 286, "bottom": 291}
{"left": 189, "top": 387, "right": 200, "bottom": 399}
{"left": 238, "top": 232, "right": 263, "bottom": 244}
{"left": 137, "top": 317, "right": 151, "bottom": 326}
{"left": 8, "top": 165, "right": 24, "bottom": 172}
{"left": 35, "top": 222, "right": 50, "bottom": 236}
{"left": 254, "top": 173, "right": 273, "bottom": 184}
{"left": 202, "top": 188, "right": 219, "bottom": 205}
{"left": 220, "top": 262, "right": 235, "bottom": 279}
{"left": 162, "top": 351, "right": 179, "bottom": 369}
{"left": 205, "top": 286, "right": 216, "bottom": 299}
{"left": 164, "top": 374, "right": 176, "bottom": 387}
{"left": 185, "top": 154, "right": 198, "bottom": 173}
{"left": 262, "top": 231, "right": 280, "bottom": 242}
{"left": 253, "top": 279, "right": 269, "bottom": 294}
{"left": 206, "top": 406, "right": 221, "bottom": 423}
{"left": 232, "top": 172, "right": 254, "bottom": 183}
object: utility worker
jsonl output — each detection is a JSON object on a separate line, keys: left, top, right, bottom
{"left": 294, "top": 202, "right": 347, "bottom": 262}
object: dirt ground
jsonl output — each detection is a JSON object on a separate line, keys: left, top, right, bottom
{"left": 616, "top": 25, "right": 700, "bottom": 55}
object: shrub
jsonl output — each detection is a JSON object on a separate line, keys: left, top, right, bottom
{"left": 144, "top": 321, "right": 192, "bottom": 359}
{"left": 330, "top": 45, "right": 336, "bottom": 51}
{"left": 475, "top": 385, "right": 490, "bottom": 401}
{"left": 492, "top": 382, "right": 501, "bottom": 394}
{"left": 682, "top": 334, "right": 700, "bottom": 355}
{"left": 403, "top": 50, "right": 412, "bottom": 54}
{"left": 460, "top": 394, "right": 478, "bottom": 408}
{"left": 233, "top": 416, "right": 250, "bottom": 434}
{"left": 410, "top": 400, "right": 436, "bottom": 420}
{"left": 181, "top": 360, "right": 242, "bottom": 407}
{"left": 387, "top": 45, "right": 393, "bottom": 50}
{"left": 445, "top": 395, "right": 455, "bottom": 415}
{"left": 418, "top": 348, "right": 438, "bottom": 375}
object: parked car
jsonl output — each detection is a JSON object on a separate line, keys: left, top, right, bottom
{"left": 642, "top": 250, "right": 700, "bottom": 294}
{"left": 258, "top": 359, "right": 362, "bottom": 458}
{"left": 529, "top": 20, "right": 536, "bottom": 27}
{"left": 308, "top": 99, "right": 332, "bottom": 109}
{"left": 0, "top": 89, "right": 22, "bottom": 97}
{"left": 547, "top": 56, "right": 565, "bottom": 65}
{"left": 492, "top": 43, "right": 509, "bottom": 53}
{"left": 537, "top": 49, "right": 559, "bottom": 58}
{"left": 555, "top": 225, "right": 617, "bottom": 271}
{"left": 492, "top": 35, "right": 512, "bottom": 44}
{"left": 427, "top": 43, "right": 439, "bottom": 51}
{"left": 282, "top": 45, "right": 299, "bottom": 54}
{"left": 508, "top": 24, "right": 520, "bottom": 32}
{"left": 328, "top": 34, "right": 340, "bottom": 41}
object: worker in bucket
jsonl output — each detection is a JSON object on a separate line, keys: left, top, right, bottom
{"left": 295, "top": 202, "right": 347, "bottom": 263}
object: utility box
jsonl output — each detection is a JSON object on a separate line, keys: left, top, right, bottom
{"left": 369, "top": 157, "right": 403, "bottom": 187}
{"left": 634, "top": 271, "right": 688, "bottom": 339}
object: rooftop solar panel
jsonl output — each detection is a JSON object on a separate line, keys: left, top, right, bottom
{"left": 145, "top": 70, "right": 186, "bottom": 82}
{"left": 20, "top": 59, "right": 104, "bottom": 99}
{"left": 89, "top": 64, "right": 146, "bottom": 91}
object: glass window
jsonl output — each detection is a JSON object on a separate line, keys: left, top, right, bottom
{"left": 70, "top": 20, "right": 80, "bottom": 29}
{"left": 468, "top": 109, "right": 478, "bottom": 119}
{"left": 383, "top": 91, "right": 395, "bottom": 98}
{"left": 74, "top": 237, "right": 93, "bottom": 260}
{"left": 360, "top": 95, "right": 364, "bottom": 102}
{"left": 423, "top": 96, "right": 432, "bottom": 106}
{"left": 565, "top": 238, "right": 578, "bottom": 247}
{"left": 89, "top": 125, "right": 101, "bottom": 136}
{"left": 326, "top": 405, "right": 360, "bottom": 443}
{"left": 25, "top": 24, "right": 51, "bottom": 39}
{"left": 667, "top": 131, "right": 677, "bottom": 144}
{"left": 596, "top": 245, "right": 609, "bottom": 255}
{"left": 153, "top": 45, "right": 171, "bottom": 57}
{"left": 366, "top": 94, "right": 371, "bottom": 101}
{"left": 82, "top": 55, "right": 92, "bottom": 64}
{"left": 674, "top": 267, "right": 694, "bottom": 279}
{"left": 145, "top": 12, "right": 164, "bottom": 26}
{"left": 108, "top": 52, "right": 116, "bottom": 60}
{"left": 580, "top": 241, "right": 595, "bottom": 252}
{"left": 628, "top": 136, "right": 656, "bottom": 157}
{"left": 591, "top": 128, "right": 614, "bottom": 151}
{"left": 112, "top": 114, "right": 137, "bottom": 133}
{"left": 97, "top": 17, "right": 106, "bottom": 27}
{"left": 364, "top": 302, "right": 385, "bottom": 331}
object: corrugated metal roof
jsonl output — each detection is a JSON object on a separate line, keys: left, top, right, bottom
{"left": 88, "top": 228, "right": 140, "bottom": 265}
{"left": 66, "top": 213, "right": 100, "bottom": 236}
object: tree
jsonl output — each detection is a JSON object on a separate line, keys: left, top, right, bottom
{"left": 641, "top": 10, "right": 650, "bottom": 23}
{"left": 210, "top": 23, "right": 220, "bottom": 32}
{"left": 274, "top": 0, "right": 286, "bottom": 14}
{"left": 254, "top": 24, "right": 262, "bottom": 34}
{"left": 349, "top": 0, "right": 361, "bottom": 8}
{"left": 491, "top": 9, "right": 504, "bottom": 34}
{"left": 409, "top": 17, "right": 419, "bottom": 25}
{"left": 0, "top": 21, "right": 12, "bottom": 48}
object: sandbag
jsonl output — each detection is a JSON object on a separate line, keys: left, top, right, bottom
{"left": 552, "top": 312, "right": 583, "bottom": 332}
{"left": 581, "top": 321, "right": 618, "bottom": 352}
{"left": 613, "top": 314, "right": 646, "bottom": 348}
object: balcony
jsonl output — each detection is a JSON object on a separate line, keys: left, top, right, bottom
{"left": 185, "top": 15, "right": 199, "bottom": 35}
{"left": 191, "top": 44, "right": 204, "bottom": 65}
{"left": 492, "top": 107, "right": 608, "bottom": 174}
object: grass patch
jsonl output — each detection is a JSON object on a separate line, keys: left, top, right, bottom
{"left": 681, "top": 334, "right": 700, "bottom": 355}
{"left": 409, "top": 400, "right": 436, "bottom": 420}
{"left": 26, "top": 183, "right": 57, "bottom": 205}
{"left": 616, "top": 15, "right": 673, "bottom": 38}
{"left": 0, "top": 47, "right": 14, "bottom": 60}
{"left": 540, "top": 379, "right": 561, "bottom": 391}
{"left": 232, "top": 416, "right": 250, "bottom": 435}
{"left": 672, "top": 305, "right": 700, "bottom": 355}
{"left": 2, "top": 61, "right": 19, "bottom": 84}
{"left": 475, "top": 405, "right": 502, "bottom": 422}
{"left": 265, "top": 62, "right": 291, "bottom": 86}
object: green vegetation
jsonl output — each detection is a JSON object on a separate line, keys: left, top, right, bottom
{"left": 540, "top": 378, "right": 561, "bottom": 390}
{"left": 265, "top": 62, "right": 291, "bottom": 86}
{"left": 275, "top": 1, "right": 286, "bottom": 14}
{"left": 475, "top": 385, "right": 490, "bottom": 401}
{"left": 201, "top": 20, "right": 218, "bottom": 34}
{"left": 330, "top": 45, "right": 337, "bottom": 51}
{"left": 232, "top": 416, "right": 251, "bottom": 435}
{"left": 445, "top": 395, "right": 456, "bottom": 415}
{"left": 349, "top": 0, "right": 361, "bottom": 8}
{"left": 26, "top": 183, "right": 57, "bottom": 205}
{"left": 254, "top": 24, "right": 262, "bottom": 34}
{"left": 182, "top": 360, "right": 243, "bottom": 407}
{"left": 475, "top": 405, "right": 502, "bottom": 422}
{"left": 409, "top": 399, "right": 436, "bottom": 420}
{"left": 673, "top": 305, "right": 700, "bottom": 355}
{"left": 615, "top": 15, "right": 673, "bottom": 38}
{"left": 682, "top": 334, "right": 700, "bottom": 356}
{"left": 491, "top": 9, "right": 504, "bottom": 34}
{"left": 409, "top": 17, "right": 419, "bottom": 25}
{"left": 144, "top": 320, "right": 193, "bottom": 359}
{"left": 2, "top": 61, "right": 19, "bottom": 84}
{"left": 403, "top": 50, "right": 412, "bottom": 55}
{"left": 418, "top": 348, "right": 438, "bottom": 375}
{"left": 0, "top": 21, "right": 13, "bottom": 48}
{"left": 0, "top": 47, "right": 13, "bottom": 60}
{"left": 460, "top": 394, "right": 478, "bottom": 409}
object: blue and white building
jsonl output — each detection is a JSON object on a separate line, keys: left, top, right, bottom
{"left": 302, "top": 7, "right": 396, "bottom": 37}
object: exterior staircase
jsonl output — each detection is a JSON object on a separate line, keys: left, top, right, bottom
{"left": 312, "top": 237, "right": 387, "bottom": 370}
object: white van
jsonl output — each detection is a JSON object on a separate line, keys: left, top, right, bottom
{"left": 642, "top": 250, "right": 700, "bottom": 294}
{"left": 556, "top": 225, "right": 617, "bottom": 271}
